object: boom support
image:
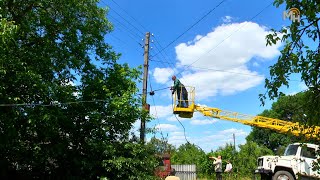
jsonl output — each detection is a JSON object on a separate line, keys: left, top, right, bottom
{"left": 172, "top": 86, "right": 320, "bottom": 140}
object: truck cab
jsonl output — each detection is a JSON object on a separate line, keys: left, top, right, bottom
{"left": 255, "top": 143, "right": 319, "bottom": 180}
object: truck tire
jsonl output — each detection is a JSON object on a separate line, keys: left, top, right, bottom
{"left": 272, "top": 171, "right": 294, "bottom": 180}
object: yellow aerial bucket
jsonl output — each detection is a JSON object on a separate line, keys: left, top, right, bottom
{"left": 172, "top": 86, "right": 195, "bottom": 118}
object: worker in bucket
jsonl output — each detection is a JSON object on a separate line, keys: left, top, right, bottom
{"left": 171, "top": 75, "right": 188, "bottom": 108}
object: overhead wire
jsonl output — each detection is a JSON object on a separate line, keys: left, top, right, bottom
{"left": 108, "top": 14, "right": 142, "bottom": 44}
{"left": 175, "top": 1, "right": 274, "bottom": 77}
{"left": 109, "top": 0, "right": 148, "bottom": 32}
{"left": 102, "top": 0, "right": 177, "bottom": 77}
{"left": 0, "top": 87, "right": 171, "bottom": 107}
{"left": 171, "top": 95, "right": 190, "bottom": 144}
{"left": 151, "top": 41, "right": 176, "bottom": 70}
{"left": 99, "top": 0, "right": 145, "bottom": 47}
{"left": 151, "top": 35, "right": 177, "bottom": 70}
{"left": 107, "top": 33, "right": 143, "bottom": 53}
{"left": 150, "top": 59, "right": 302, "bottom": 82}
{"left": 152, "top": 0, "right": 228, "bottom": 58}
{"left": 101, "top": 0, "right": 144, "bottom": 37}
{"left": 108, "top": 8, "right": 144, "bottom": 37}
{"left": 148, "top": 74, "right": 165, "bottom": 141}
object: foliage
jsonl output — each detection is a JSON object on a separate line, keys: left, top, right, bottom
{"left": 147, "top": 136, "right": 176, "bottom": 155}
{"left": 0, "top": 0, "right": 156, "bottom": 179}
{"left": 203, "top": 142, "right": 272, "bottom": 179}
{"left": 0, "top": 18, "right": 17, "bottom": 44}
{"left": 206, "top": 143, "right": 235, "bottom": 177}
{"left": 171, "top": 143, "right": 208, "bottom": 177}
{"left": 247, "top": 92, "right": 310, "bottom": 154}
{"left": 237, "top": 141, "right": 274, "bottom": 176}
{"left": 102, "top": 142, "right": 159, "bottom": 180}
{"left": 261, "top": 0, "right": 320, "bottom": 125}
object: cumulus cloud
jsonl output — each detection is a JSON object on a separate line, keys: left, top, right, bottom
{"left": 190, "top": 119, "right": 217, "bottom": 125}
{"left": 155, "top": 124, "right": 179, "bottom": 132}
{"left": 189, "top": 128, "right": 249, "bottom": 152}
{"left": 253, "top": 62, "right": 260, "bottom": 67}
{"left": 222, "top": 16, "right": 233, "bottom": 23}
{"left": 162, "top": 128, "right": 249, "bottom": 152}
{"left": 150, "top": 104, "right": 173, "bottom": 119}
{"left": 153, "top": 67, "right": 175, "bottom": 84}
{"left": 219, "top": 128, "right": 248, "bottom": 136}
{"left": 173, "top": 21, "right": 282, "bottom": 100}
{"left": 298, "top": 82, "right": 308, "bottom": 90}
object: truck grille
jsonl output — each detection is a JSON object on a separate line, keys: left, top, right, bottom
{"left": 258, "top": 158, "right": 263, "bottom": 166}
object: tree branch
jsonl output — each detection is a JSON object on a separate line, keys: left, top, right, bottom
{"left": 289, "top": 18, "right": 320, "bottom": 54}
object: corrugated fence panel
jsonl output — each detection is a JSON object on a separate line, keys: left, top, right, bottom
{"left": 171, "top": 164, "right": 197, "bottom": 180}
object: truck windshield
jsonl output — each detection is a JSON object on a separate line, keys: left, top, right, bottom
{"left": 284, "top": 144, "right": 299, "bottom": 156}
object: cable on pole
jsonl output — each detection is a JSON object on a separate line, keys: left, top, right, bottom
{"left": 152, "top": 0, "right": 227, "bottom": 58}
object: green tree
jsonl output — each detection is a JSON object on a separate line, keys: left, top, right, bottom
{"left": 206, "top": 143, "right": 235, "bottom": 178}
{"left": 237, "top": 141, "right": 274, "bottom": 177}
{"left": 171, "top": 143, "right": 208, "bottom": 177}
{"left": 261, "top": 0, "right": 320, "bottom": 125}
{"left": 147, "top": 137, "right": 176, "bottom": 155}
{"left": 247, "top": 93, "right": 309, "bottom": 154}
{"left": 0, "top": 0, "right": 156, "bottom": 179}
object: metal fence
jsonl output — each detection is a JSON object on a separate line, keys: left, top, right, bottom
{"left": 171, "top": 164, "right": 197, "bottom": 180}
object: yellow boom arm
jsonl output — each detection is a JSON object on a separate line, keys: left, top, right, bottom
{"left": 195, "top": 106, "right": 320, "bottom": 139}
{"left": 172, "top": 86, "right": 320, "bottom": 140}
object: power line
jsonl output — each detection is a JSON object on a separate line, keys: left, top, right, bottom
{"left": 100, "top": 0, "right": 144, "bottom": 37}
{"left": 0, "top": 87, "right": 171, "bottom": 107}
{"left": 174, "top": 114, "right": 190, "bottom": 144}
{"left": 0, "top": 99, "right": 108, "bottom": 107}
{"left": 150, "top": 59, "right": 264, "bottom": 77}
{"left": 109, "top": 0, "right": 148, "bottom": 32}
{"left": 152, "top": 0, "right": 227, "bottom": 58}
{"left": 149, "top": 75, "right": 165, "bottom": 140}
{"left": 109, "top": 8, "right": 144, "bottom": 37}
{"left": 170, "top": 94, "right": 190, "bottom": 144}
{"left": 107, "top": 33, "right": 143, "bottom": 53}
{"left": 151, "top": 39, "right": 176, "bottom": 71}
{"left": 108, "top": 14, "right": 142, "bottom": 44}
{"left": 175, "top": 1, "right": 274, "bottom": 77}
{"left": 150, "top": 59, "right": 304, "bottom": 82}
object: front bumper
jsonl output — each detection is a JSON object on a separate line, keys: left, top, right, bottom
{"left": 255, "top": 168, "right": 272, "bottom": 175}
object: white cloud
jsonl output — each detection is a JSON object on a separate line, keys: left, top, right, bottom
{"left": 129, "top": 120, "right": 140, "bottom": 138}
{"left": 222, "top": 16, "right": 232, "bottom": 23}
{"left": 298, "top": 82, "right": 307, "bottom": 90}
{"left": 150, "top": 104, "right": 173, "bottom": 119}
{"left": 153, "top": 67, "right": 175, "bottom": 84}
{"left": 219, "top": 128, "right": 248, "bottom": 136}
{"left": 285, "top": 81, "right": 307, "bottom": 96}
{"left": 253, "top": 62, "right": 260, "bottom": 67}
{"left": 189, "top": 128, "right": 249, "bottom": 152}
{"left": 174, "top": 21, "right": 282, "bottom": 100}
{"left": 190, "top": 119, "right": 217, "bottom": 125}
{"left": 155, "top": 124, "right": 179, "bottom": 132}
{"left": 286, "top": 91, "right": 298, "bottom": 96}
{"left": 167, "top": 115, "right": 189, "bottom": 122}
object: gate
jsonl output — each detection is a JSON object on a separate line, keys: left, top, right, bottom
{"left": 171, "top": 164, "right": 197, "bottom": 180}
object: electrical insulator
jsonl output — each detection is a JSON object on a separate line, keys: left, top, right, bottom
{"left": 149, "top": 91, "right": 155, "bottom": 96}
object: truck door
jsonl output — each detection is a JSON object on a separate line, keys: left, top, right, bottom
{"left": 300, "top": 146, "right": 317, "bottom": 177}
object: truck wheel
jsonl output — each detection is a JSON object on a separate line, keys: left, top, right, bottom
{"left": 272, "top": 171, "right": 294, "bottom": 180}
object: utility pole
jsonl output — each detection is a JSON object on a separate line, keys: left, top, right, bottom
{"left": 140, "top": 32, "right": 150, "bottom": 143}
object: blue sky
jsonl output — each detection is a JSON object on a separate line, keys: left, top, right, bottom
{"left": 100, "top": 0, "right": 307, "bottom": 152}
